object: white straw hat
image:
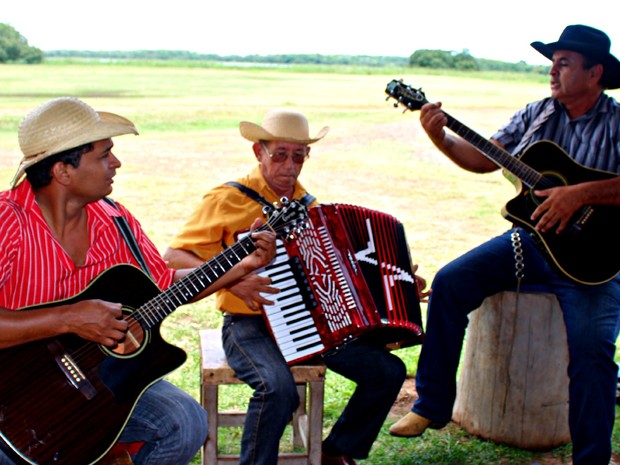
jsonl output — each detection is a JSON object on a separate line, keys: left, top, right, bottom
{"left": 11, "top": 97, "right": 138, "bottom": 187}
{"left": 239, "top": 109, "right": 328, "bottom": 144}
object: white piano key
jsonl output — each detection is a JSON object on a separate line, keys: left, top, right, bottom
{"left": 265, "top": 309, "right": 312, "bottom": 327}
{"left": 271, "top": 316, "right": 315, "bottom": 334}
{"left": 283, "top": 345, "right": 325, "bottom": 363}
{"left": 277, "top": 327, "right": 321, "bottom": 349}
{"left": 265, "top": 294, "right": 305, "bottom": 310}
{"left": 281, "top": 335, "right": 323, "bottom": 355}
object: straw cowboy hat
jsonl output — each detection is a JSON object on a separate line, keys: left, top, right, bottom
{"left": 239, "top": 109, "right": 329, "bottom": 144}
{"left": 11, "top": 97, "right": 138, "bottom": 187}
{"left": 531, "top": 24, "right": 620, "bottom": 89}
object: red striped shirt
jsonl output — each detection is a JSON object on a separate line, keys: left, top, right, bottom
{"left": 0, "top": 180, "right": 174, "bottom": 310}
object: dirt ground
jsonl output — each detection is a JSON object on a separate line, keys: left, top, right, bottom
{"left": 389, "top": 378, "right": 620, "bottom": 465}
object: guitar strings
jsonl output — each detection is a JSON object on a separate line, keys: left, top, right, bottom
{"left": 69, "top": 213, "right": 297, "bottom": 364}
{"left": 14, "top": 204, "right": 301, "bottom": 430}
{"left": 1, "top": 204, "right": 303, "bottom": 464}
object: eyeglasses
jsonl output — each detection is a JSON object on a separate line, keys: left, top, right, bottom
{"left": 261, "top": 143, "right": 309, "bottom": 164}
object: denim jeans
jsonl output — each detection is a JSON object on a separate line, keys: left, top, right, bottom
{"left": 321, "top": 335, "right": 407, "bottom": 458}
{"left": 119, "top": 380, "right": 208, "bottom": 465}
{"left": 413, "top": 228, "right": 620, "bottom": 465}
{"left": 0, "top": 380, "right": 207, "bottom": 465}
{"left": 222, "top": 313, "right": 406, "bottom": 464}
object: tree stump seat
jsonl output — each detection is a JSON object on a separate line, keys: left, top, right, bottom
{"left": 452, "top": 292, "right": 570, "bottom": 450}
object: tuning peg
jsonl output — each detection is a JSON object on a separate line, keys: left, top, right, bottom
{"left": 279, "top": 197, "right": 290, "bottom": 205}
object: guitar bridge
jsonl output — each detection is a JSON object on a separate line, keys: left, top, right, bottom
{"left": 48, "top": 341, "right": 97, "bottom": 400}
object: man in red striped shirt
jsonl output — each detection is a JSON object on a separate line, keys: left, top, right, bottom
{"left": 0, "top": 97, "right": 276, "bottom": 465}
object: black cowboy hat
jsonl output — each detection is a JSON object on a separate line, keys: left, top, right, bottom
{"left": 531, "top": 24, "right": 620, "bottom": 89}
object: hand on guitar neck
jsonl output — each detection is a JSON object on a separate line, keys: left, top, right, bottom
{"left": 420, "top": 101, "right": 501, "bottom": 174}
{"left": 385, "top": 79, "right": 620, "bottom": 285}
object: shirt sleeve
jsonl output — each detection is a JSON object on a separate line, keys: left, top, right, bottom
{"left": 0, "top": 202, "right": 22, "bottom": 292}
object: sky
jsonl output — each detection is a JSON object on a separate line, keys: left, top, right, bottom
{"left": 1, "top": 0, "right": 619, "bottom": 66}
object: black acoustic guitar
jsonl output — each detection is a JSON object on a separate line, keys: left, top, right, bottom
{"left": 0, "top": 198, "right": 307, "bottom": 465}
{"left": 385, "top": 79, "right": 620, "bottom": 285}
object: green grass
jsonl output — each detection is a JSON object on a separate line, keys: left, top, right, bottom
{"left": 0, "top": 62, "right": 619, "bottom": 464}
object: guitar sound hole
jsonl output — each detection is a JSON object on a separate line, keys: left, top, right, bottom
{"left": 112, "top": 315, "right": 145, "bottom": 356}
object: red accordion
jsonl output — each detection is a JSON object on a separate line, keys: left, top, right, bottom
{"left": 261, "top": 203, "right": 424, "bottom": 365}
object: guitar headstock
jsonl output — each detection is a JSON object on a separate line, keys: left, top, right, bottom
{"left": 263, "top": 198, "right": 308, "bottom": 242}
{"left": 385, "top": 79, "right": 428, "bottom": 112}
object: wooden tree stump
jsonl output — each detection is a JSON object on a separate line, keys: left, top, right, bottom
{"left": 452, "top": 292, "right": 571, "bottom": 450}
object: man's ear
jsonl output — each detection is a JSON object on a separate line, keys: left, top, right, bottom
{"left": 252, "top": 142, "right": 263, "bottom": 162}
{"left": 50, "top": 161, "right": 72, "bottom": 186}
{"left": 590, "top": 63, "right": 604, "bottom": 83}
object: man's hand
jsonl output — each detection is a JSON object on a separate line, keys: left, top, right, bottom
{"left": 412, "top": 264, "right": 432, "bottom": 303}
{"left": 420, "top": 102, "right": 448, "bottom": 146}
{"left": 531, "top": 184, "right": 583, "bottom": 234}
{"left": 229, "top": 274, "right": 279, "bottom": 312}
{"left": 64, "top": 299, "right": 128, "bottom": 347}
{"left": 241, "top": 218, "right": 277, "bottom": 273}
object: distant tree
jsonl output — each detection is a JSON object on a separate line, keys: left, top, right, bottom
{"left": 409, "top": 49, "right": 479, "bottom": 70}
{"left": 453, "top": 50, "right": 479, "bottom": 70}
{"left": 0, "top": 23, "right": 43, "bottom": 64}
{"left": 409, "top": 49, "right": 454, "bottom": 68}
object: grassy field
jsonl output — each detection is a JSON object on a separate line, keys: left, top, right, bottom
{"left": 0, "top": 62, "right": 619, "bottom": 464}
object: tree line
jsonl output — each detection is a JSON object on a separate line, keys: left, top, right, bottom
{"left": 409, "top": 49, "right": 546, "bottom": 73}
{"left": 44, "top": 49, "right": 547, "bottom": 74}
{"left": 1, "top": 23, "right": 546, "bottom": 74}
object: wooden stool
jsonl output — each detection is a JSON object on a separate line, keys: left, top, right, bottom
{"left": 199, "top": 329, "right": 326, "bottom": 465}
{"left": 452, "top": 292, "right": 571, "bottom": 450}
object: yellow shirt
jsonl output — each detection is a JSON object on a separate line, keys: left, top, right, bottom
{"left": 169, "top": 166, "right": 317, "bottom": 315}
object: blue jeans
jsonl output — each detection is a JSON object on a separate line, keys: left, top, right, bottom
{"left": 119, "top": 380, "right": 208, "bottom": 465}
{"left": 0, "top": 380, "right": 207, "bottom": 465}
{"left": 222, "top": 314, "right": 406, "bottom": 465}
{"left": 413, "top": 228, "right": 620, "bottom": 465}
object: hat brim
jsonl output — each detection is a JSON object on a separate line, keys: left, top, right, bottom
{"left": 531, "top": 40, "right": 620, "bottom": 89}
{"left": 11, "top": 111, "right": 138, "bottom": 188}
{"left": 239, "top": 121, "right": 329, "bottom": 144}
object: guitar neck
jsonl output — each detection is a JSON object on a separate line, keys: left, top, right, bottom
{"left": 135, "top": 234, "right": 257, "bottom": 328}
{"left": 443, "top": 112, "right": 542, "bottom": 189}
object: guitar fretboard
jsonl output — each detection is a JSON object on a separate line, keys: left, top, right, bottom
{"left": 135, "top": 235, "right": 257, "bottom": 330}
{"left": 443, "top": 113, "right": 549, "bottom": 189}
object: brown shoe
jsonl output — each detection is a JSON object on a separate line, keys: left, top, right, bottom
{"left": 389, "top": 412, "right": 434, "bottom": 437}
{"left": 321, "top": 452, "right": 358, "bottom": 465}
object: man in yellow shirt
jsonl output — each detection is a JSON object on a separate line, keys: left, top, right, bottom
{"left": 164, "top": 109, "right": 407, "bottom": 465}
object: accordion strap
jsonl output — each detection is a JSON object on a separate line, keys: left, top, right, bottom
{"left": 225, "top": 181, "right": 316, "bottom": 208}
{"left": 103, "top": 197, "right": 153, "bottom": 278}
